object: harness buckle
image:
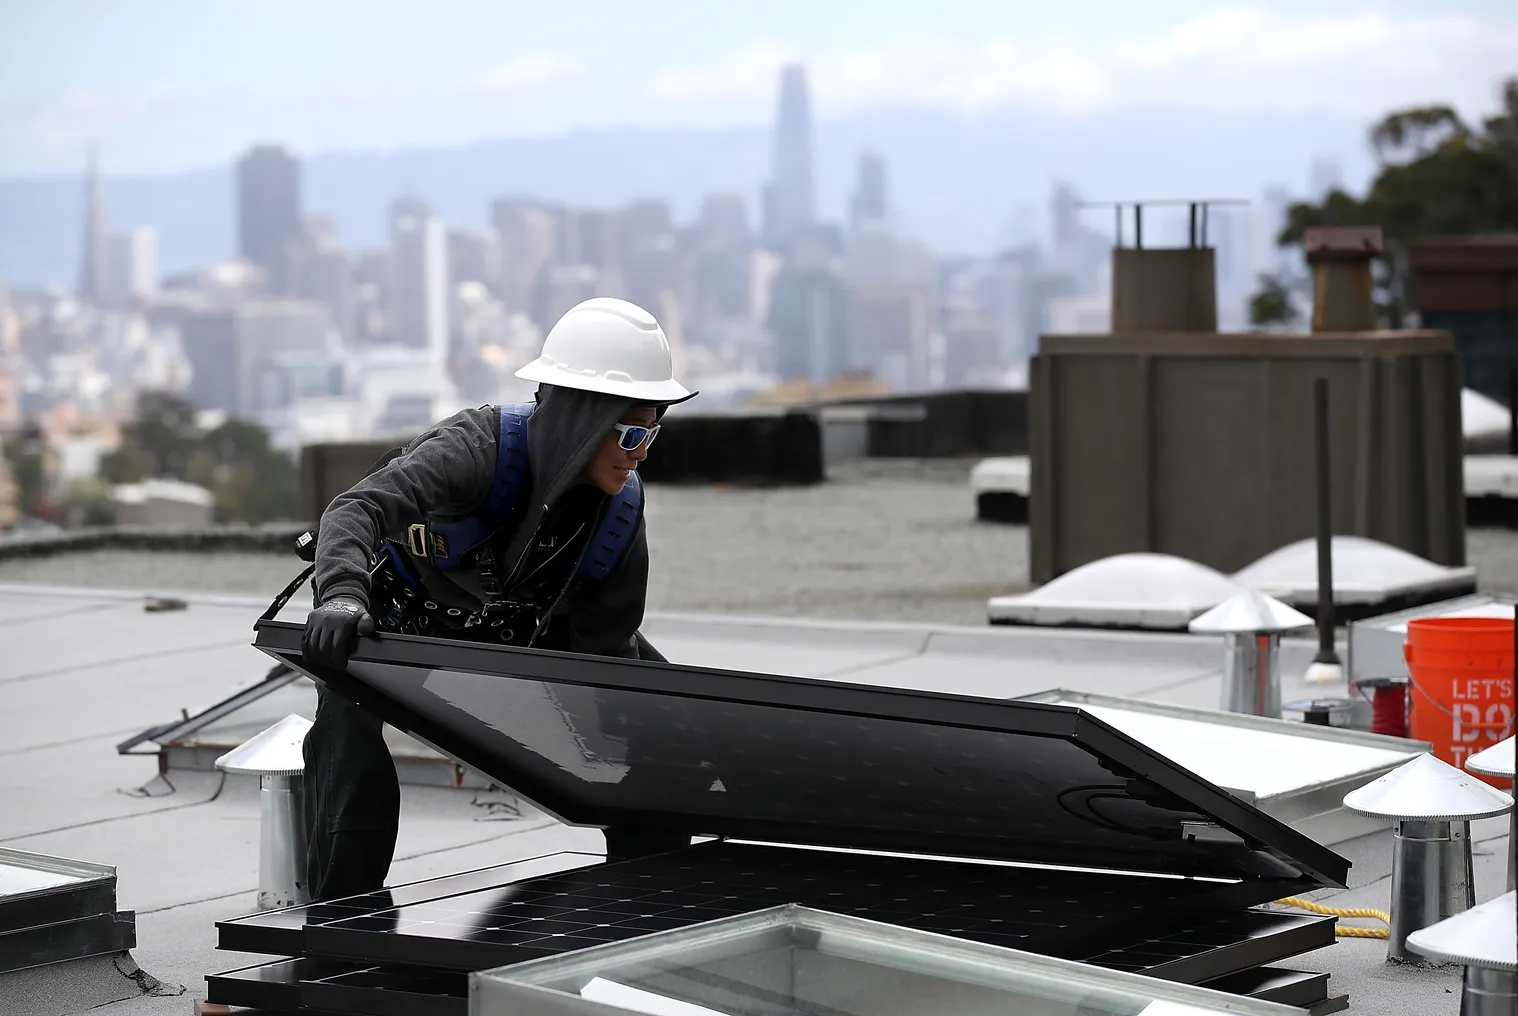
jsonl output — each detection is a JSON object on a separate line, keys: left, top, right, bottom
{"left": 407, "top": 524, "right": 427, "bottom": 557}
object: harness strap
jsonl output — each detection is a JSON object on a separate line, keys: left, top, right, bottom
{"left": 573, "top": 471, "right": 643, "bottom": 585}
{"left": 256, "top": 564, "right": 315, "bottom": 628}
{"left": 425, "top": 403, "right": 533, "bottom": 570}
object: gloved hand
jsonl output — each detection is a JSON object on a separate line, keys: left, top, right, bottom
{"left": 303, "top": 596, "right": 377, "bottom": 669}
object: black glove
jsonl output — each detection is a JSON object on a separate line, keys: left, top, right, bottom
{"left": 303, "top": 596, "right": 377, "bottom": 669}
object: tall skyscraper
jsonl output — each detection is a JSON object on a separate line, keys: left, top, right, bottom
{"left": 492, "top": 197, "right": 560, "bottom": 316}
{"left": 697, "top": 193, "right": 750, "bottom": 252}
{"left": 104, "top": 228, "right": 158, "bottom": 309}
{"left": 236, "top": 145, "right": 303, "bottom": 287}
{"left": 765, "top": 65, "right": 816, "bottom": 247}
{"left": 849, "top": 151, "right": 888, "bottom": 231}
{"left": 768, "top": 261, "right": 849, "bottom": 383}
{"left": 76, "top": 147, "right": 107, "bottom": 305}
{"left": 388, "top": 196, "right": 451, "bottom": 366}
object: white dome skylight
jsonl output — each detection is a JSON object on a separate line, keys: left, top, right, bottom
{"left": 1232, "top": 536, "right": 1476, "bottom": 607}
{"left": 988, "top": 553, "right": 1244, "bottom": 629}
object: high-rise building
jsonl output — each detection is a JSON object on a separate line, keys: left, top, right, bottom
{"left": 619, "top": 200, "right": 674, "bottom": 260}
{"left": 849, "top": 152, "right": 888, "bottom": 232}
{"left": 849, "top": 283, "right": 933, "bottom": 390}
{"left": 764, "top": 65, "right": 816, "bottom": 247}
{"left": 104, "top": 228, "right": 158, "bottom": 309}
{"left": 492, "top": 198, "right": 560, "bottom": 316}
{"left": 180, "top": 300, "right": 332, "bottom": 415}
{"left": 768, "top": 262, "right": 849, "bottom": 383}
{"left": 447, "top": 228, "right": 501, "bottom": 292}
{"left": 286, "top": 218, "right": 356, "bottom": 342}
{"left": 76, "top": 148, "right": 107, "bottom": 305}
{"left": 941, "top": 291, "right": 1001, "bottom": 388}
{"left": 697, "top": 194, "right": 750, "bottom": 252}
{"left": 576, "top": 211, "right": 619, "bottom": 271}
{"left": 533, "top": 264, "right": 602, "bottom": 333}
{"left": 388, "top": 196, "right": 450, "bottom": 365}
{"left": 236, "top": 145, "right": 302, "bottom": 287}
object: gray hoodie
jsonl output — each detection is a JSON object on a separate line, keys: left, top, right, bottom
{"left": 312, "top": 384, "right": 648, "bottom": 657}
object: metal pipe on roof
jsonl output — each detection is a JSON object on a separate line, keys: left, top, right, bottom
{"left": 1344, "top": 753, "right": 1514, "bottom": 963}
{"left": 216, "top": 714, "right": 313, "bottom": 911}
{"left": 1221, "top": 632, "right": 1283, "bottom": 718}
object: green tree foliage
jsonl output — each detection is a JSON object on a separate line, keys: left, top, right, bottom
{"left": 61, "top": 476, "right": 115, "bottom": 527}
{"left": 189, "top": 418, "right": 300, "bottom": 525}
{"left": 99, "top": 390, "right": 202, "bottom": 482}
{"left": 1249, "top": 76, "right": 1518, "bottom": 328}
{"left": 1247, "top": 272, "right": 1302, "bottom": 329}
{"left": 2, "top": 425, "right": 53, "bottom": 520}
{"left": 99, "top": 390, "right": 299, "bottom": 525}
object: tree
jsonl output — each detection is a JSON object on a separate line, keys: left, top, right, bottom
{"left": 1249, "top": 75, "right": 1518, "bottom": 328}
{"left": 61, "top": 476, "right": 115, "bottom": 527}
{"left": 96, "top": 391, "right": 300, "bottom": 525}
{"left": 99, "top": 390, "right": 203, "bottom": 482}
{"left": 2, "top": 424, "right": 53, "bottom": 521}
{"left": 193, "top": 418, "right": 299, "bottom": 524}
{"left": 1247, "top": 272, "right": 1301, "bottom": 329}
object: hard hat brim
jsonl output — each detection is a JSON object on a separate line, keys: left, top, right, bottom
{"left": 514, "top": 357, "right": 695, "bottom": 405}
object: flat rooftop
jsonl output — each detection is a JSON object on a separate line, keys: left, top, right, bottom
{"left": 7, "top": 458, "right": 1518, "bottom": 626}
{"left": 2, "top": 458, "right": 1512, "bottom": 1015}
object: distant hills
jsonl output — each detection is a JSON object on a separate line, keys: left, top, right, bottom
{"left": 0, "top": 104, "right": 1372, "bottom": 289}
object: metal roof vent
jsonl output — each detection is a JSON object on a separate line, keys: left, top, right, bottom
{"left": 216, "top": 714, "right": 314, "bottom": 910}
{"left": 988, "top": 552, "right": 1244, "bottom": 630}
{"left": 1466, "top": 735, "right": 1515, "bottom": 893}
{"left": 1343, "top": 752, "right": 1513, "bottom": 964}
{"left": 1189, "top": 591, "right": 1315, "bottom": 719}
{"left": 1233, "top": 536, "right": 1477, "bottom": 610}
{"left": 1405, "top": 890, "right": 1515, "bottom": 1014}
{"left": 1343, "top": 752, "right": 1513, "bottom": 822}
{"left": 214, "top": 713, "right": 311, "bottom": 776}
{"left": 1189, "top": 589, "right": 1314, "bottom": 635}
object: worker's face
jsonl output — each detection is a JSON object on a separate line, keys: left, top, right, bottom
{"left": 586, "top": 405, "right": 659, "bottom": 495}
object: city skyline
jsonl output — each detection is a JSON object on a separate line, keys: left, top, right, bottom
{"left": 4, "top": 1, "right": 1515, "bottom": 177}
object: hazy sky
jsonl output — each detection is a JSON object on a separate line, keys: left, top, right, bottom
{"left": 4, "top": 0, "right": 1515, "bottom": 176}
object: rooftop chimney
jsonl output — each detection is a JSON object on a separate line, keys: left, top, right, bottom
{"left": 1099, "top": 200, "right": 1245, "bottom": 333}
{"left": 1305, "top": 225, "right": 1382, "bottom": 332}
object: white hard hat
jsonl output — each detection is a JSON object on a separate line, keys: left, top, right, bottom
{"left": 516, "top": 297, "right": 695, "bottom": 405}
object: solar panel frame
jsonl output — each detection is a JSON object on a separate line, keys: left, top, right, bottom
{"left": 290, "top": 842, "right": 1318, "bottom": 976}
{"left": 252, "top": 620, "right": 1349, "bottom": 889}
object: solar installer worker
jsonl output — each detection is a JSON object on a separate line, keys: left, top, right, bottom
{"left": 298, "top": 297, "right": 696, "bottom": 902}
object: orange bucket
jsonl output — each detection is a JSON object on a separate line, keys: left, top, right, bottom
{"left": 1404, "top": 617, "right": 1516, "bottom": 788}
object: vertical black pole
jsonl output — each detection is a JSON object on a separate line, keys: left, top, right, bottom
{"left": 1135, "top": 205, "right": 1144, "bottom": 250}
{"left": 1313, "top": 377, "right": 1341, "bottom": 670}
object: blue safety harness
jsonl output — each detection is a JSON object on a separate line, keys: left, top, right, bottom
{"left": 380, "top": 402, "right": 644, "bottom": 598}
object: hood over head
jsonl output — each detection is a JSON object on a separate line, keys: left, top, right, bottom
{"left": 497, "top": 383, "right": 636, "bottom": 572}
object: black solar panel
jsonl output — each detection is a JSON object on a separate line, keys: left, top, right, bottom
{"left": 253, "top": 620, "right": 1349, "bottom": 889}
{"left": 1080, "top": 910, "right": 1334, "bottom": 979}
{"left": 217, "top": 850, "right": 601, "bottom": 956}
{"left": 299, "top": 842, "right": 1296, "bottom": 973}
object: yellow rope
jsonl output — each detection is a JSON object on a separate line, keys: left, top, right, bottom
{"left": 1275, "top": 896, "right": 1391, "bottom": 939}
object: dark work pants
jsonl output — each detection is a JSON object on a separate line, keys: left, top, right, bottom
{"left": 301, "top": 632, "right": 685, "bottom": 896}
{"left": 302, "top": 681, "right": 401, "bottom": 902}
